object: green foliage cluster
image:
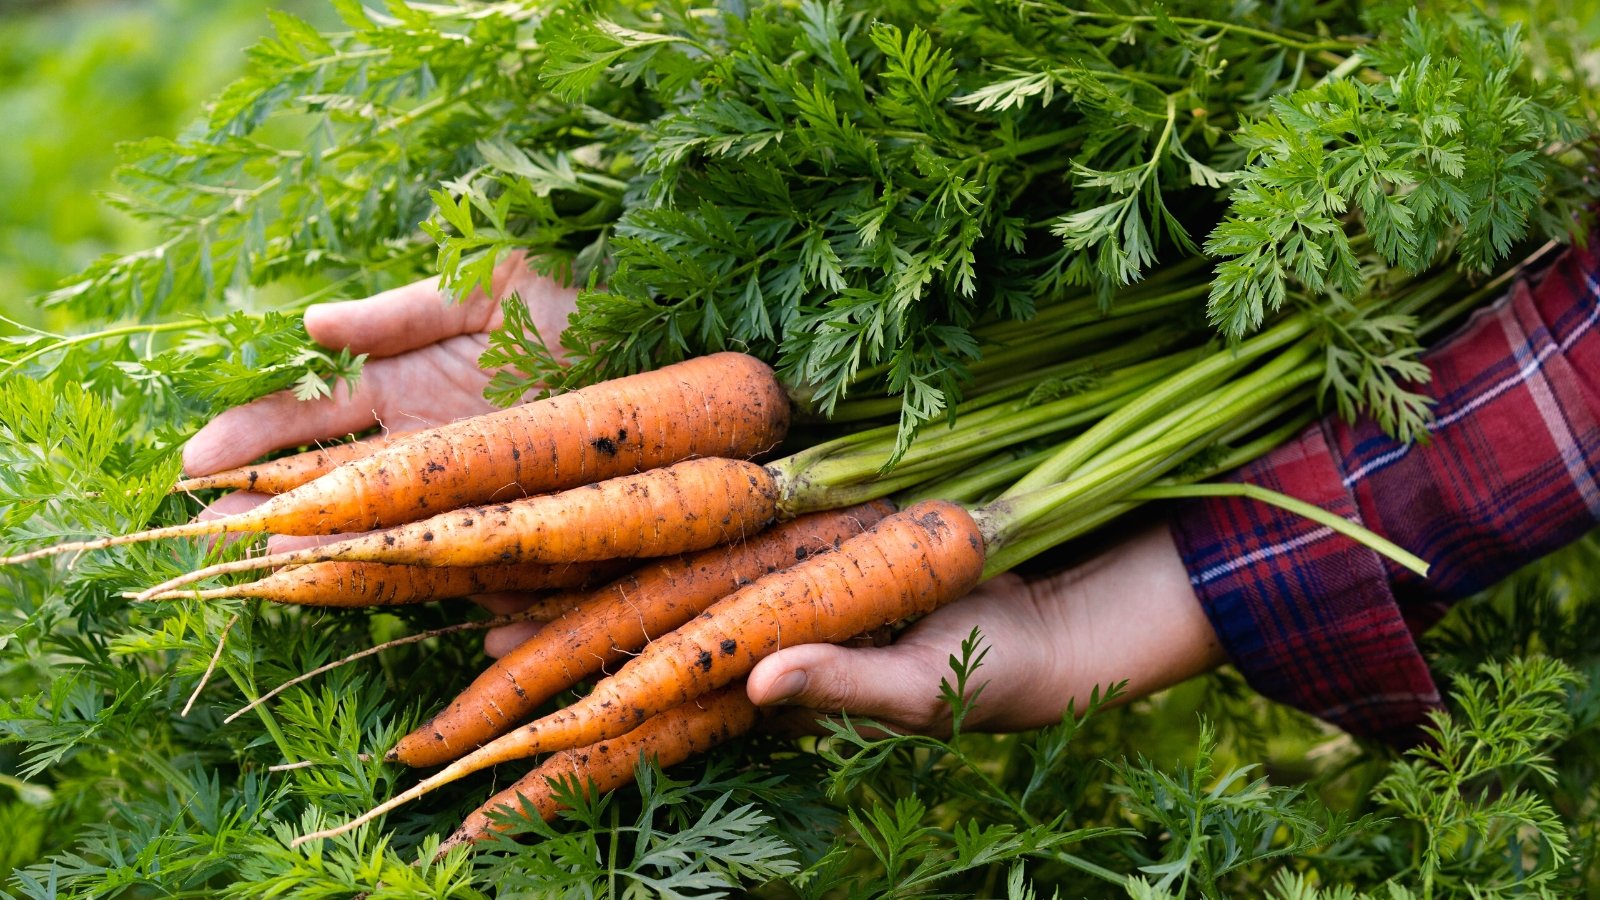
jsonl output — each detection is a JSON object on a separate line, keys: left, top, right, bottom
{"left": 4, "top": 0, "right": 1600, "bottom": 896}
{"left": 6, "top": 0, "right": 1592, "bottom": 457}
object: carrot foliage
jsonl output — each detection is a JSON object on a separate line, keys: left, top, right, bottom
{"left": 3, "top": 0, "right": 1600, "bottom": 896}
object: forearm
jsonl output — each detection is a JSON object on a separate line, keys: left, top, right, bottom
{"left": 1018, "top": 524, "right": 1224, "bottom": 722}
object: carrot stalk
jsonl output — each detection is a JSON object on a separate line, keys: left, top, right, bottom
{"left": 390, "top": 502, "right": 894, "bottom": 767}
{"left": 290, "top": 499, "right": 986, "bottom": 847}
{"left": 135, "top": 457, "right": 786, "bottom": 599}
{"left": 137, "top": 559, "right": 624, "bottom": 606}
{"left": 171, "top": 433, "right": 406, "bottom": 494}
{"left": 436, "top": 686, "right": 758, "bottom": 854}
{"left": 1, "top": 352, "right": 789, "bottom": 564}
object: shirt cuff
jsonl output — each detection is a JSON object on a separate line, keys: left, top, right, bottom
{"left": 1169, "top": 423, "right": 1443, "bottom": 744}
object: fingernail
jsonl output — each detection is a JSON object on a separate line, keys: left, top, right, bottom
{"left": 764, "top": 670, "right": 808, "bottom": 705}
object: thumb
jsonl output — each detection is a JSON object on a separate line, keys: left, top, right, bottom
{"left": 746, "top": 642, "right": 951, "bottom": 735}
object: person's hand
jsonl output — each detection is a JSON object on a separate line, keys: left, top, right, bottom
{"left": 745, "top": 524, "right": 1225, "bottom": 735}
{"left": 180, "top": 254, "right": 578, "bottom": 639}
{"left": 183, "top": 252, "right": 576, "bottom": 485}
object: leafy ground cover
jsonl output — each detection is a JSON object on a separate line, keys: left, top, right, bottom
{"left": 2, "top": 0, "right": 1599, "bottom": 896}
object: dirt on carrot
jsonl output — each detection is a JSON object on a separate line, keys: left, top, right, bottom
{"left": 138, "top": 457, "right": 787, "bottom": 598}
{"left": 391, "top": 502, "right": 894, "bottom": 767}
{"left": 171, "top": 432, "right": 407, "bottom": 495}
{"left": 1, "top": 353, "right": 789, "bottom": 566}
{"left": 288, "top": 499, "right": 986, "bottom": 847}
{"left": 140, "top": 559, "right": 628, "bottom": 606}
{"left": 437, "top": 686, "right": 757, "bottom": 853}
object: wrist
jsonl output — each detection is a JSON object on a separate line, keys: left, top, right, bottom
{"left": 1025, "top": 524, "right": 1223, "bottom": 717}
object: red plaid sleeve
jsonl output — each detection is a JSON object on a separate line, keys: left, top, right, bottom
{"left": 1170, "top": 238, "right": 1600, "bottom": 743}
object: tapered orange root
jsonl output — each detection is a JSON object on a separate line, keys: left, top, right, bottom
{"left": 140, "top": 559, "right": 625, "bottom": 606}
{"left": 138, "top": 458, "right": 785, "bottom": 599}
{"left": 171, "top": 433, "right": 406, "bottom": 494}
{"left": 289, "top": 500, "right": 985, "bottom": 847}
{"left": 391, "top": 501, "right": 894, "bottom": 767}
{"left": 437, "top": 687, "right": 757, "bottom": 854}
{"left": 224, "top": 351, "right": 791, "bottom": 535}
{"left": 3, "top": 352, "right": 789, "bottom": 565}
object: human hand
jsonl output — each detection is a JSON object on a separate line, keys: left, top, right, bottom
{"left": 183, "top": 252, "right": 576, "bottom": 483}
{"left": 180, "top": 254, "right": 578, "bottom": 635}
{"left": 745, "top": 524, "right": 1225, "bottom": 735}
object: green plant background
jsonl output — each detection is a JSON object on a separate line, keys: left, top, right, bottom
{"left": 2, "top": 1, "right": 1600, "bottom": 897}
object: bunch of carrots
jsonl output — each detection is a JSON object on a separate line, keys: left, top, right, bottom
{"left": 3, "top": 258, "right": 1477, "bottom": 851}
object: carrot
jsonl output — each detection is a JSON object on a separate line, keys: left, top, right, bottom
{"left": 137, "top": 559, "right": 626, "bottom": 607}
{"left": 289, "top": 499, "right": 987, "bottom": 846}
{"left": 170, "top": 433, "right": 406, "bottom": 494}
{"left": 390, "top": 501, "right": 894, "bottom": 767}
{"left": 436, "top": 686, "right": 757, "bottom": 853}
{"left": 1, "top": 352, "right": 789, "bottom": 564}
{"left": 136, "top": 457, "right": 786, "bottom": 598}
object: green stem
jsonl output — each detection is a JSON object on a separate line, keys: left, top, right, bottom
{"left": 965, "top": 329, "right": 1198, "bottom": 406}
{"left": 1415, "top": 244, "right": 1558, "bottom": 340}
{"left": 777, "top": 351, "right": 1199, "bottom": 498}
{"left": 847, "top": 264, "right": 1206, "bottom": 390}
{"left": 6, "top": 245, "right": 429, "bottom": 376}
{"left": 977, "top": 127, "right": 1079, "bottom": 163}
{"left": 1004, "top": 313, "right": 1313, "bottom": 496}
{"left": 974, "top": 281, "right": 1207, "bottom": 346}
{"left": 1074, "top": 340, "right": 1315, "bottom": 477}
{"left": 978, "top": 360, "right": 1323, "bottom": 561}
{"left": 900, "top": 448, "right": 1052, "bottom": 506}
{"left": 827, "top": 325, "right": 1195, "bottom": 422}
{"left": 1048, "top": 851, "right": 1132, "bottom": 887}
{"left": 845, "top": 312, "right": 1184, "bottom": 423}
{"left": 1128, "top": 483, "right": 1428, "bottom": 576}
{"left": 1205, "top": 410, "right": 1317, "bottom": 474}
{"left": 980, "top": 404, "right": 1317, "bottom": 575}
{"left": 1316, "top": 51, "right": 1367, "bottom": 86}
{"left": 967, "top": 307, "right": 1182, "bottom": 378}
{"left": 1, "top": 318, "right": 212, "bottom": 376}
{"left": 219, "top": 656, "right": 295, "bottom": 762}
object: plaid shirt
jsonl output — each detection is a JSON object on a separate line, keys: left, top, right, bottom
{"left": 1170, "top": 238, "right": 1600, "bottom": 744}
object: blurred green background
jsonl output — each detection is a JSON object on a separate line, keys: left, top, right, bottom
{"left": 0, "top": 0, "right": 319, "bottom": 332}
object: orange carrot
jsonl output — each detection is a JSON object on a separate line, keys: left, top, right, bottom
{"left": 171, "top": 433, "right": 407, "bottom": 494}
{"left": 391, "top": 502, "right": 894, "bottom": 767}
{"left": 2, "top": 353, "right": 789, "bottom": 564}
{"left": 138, "top": 559, "right": 626, "bottom": 607}
{"left": 437, "top": 686, "right": 757, "bottom": 853}
{"left": 290, "top": 499, "right": 987, "bottom": 846}
{"left": 137, "top": 457, "right": 786, "bottom": 598}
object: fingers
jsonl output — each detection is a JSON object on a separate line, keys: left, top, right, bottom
{"left": 746, "top": 642, "right": 954, "bottom": 736}
{"left": 195, "top": 490, "right": 270, "bottom": 523}
{"left": 191, "top": 490, "right": 272, "bottom": 554}
{"left": 303, "top": 277, "right": 500, "bottom": 358}
{"left": 302, "top": 252, "right": 579, "bottom": 359}
{"left": 182, "top": 342, "right": 496, "bottom": 475}
{"left": 182, "top": 384, "right": 384, "bottom": 476}
{"left": 263, "top": 530, "right": 371, "bottom": 555}
{"left": 472, "top": 592, "right": 539, "bottom": 616}
{"left": 484, "top": 622, "right": 543, "bottom": 658}
{"left": 185, "top": 254, "right": 578, "bottom": 477}
{"left": 472, "top": 592, "right": 547, "bottom": 658}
